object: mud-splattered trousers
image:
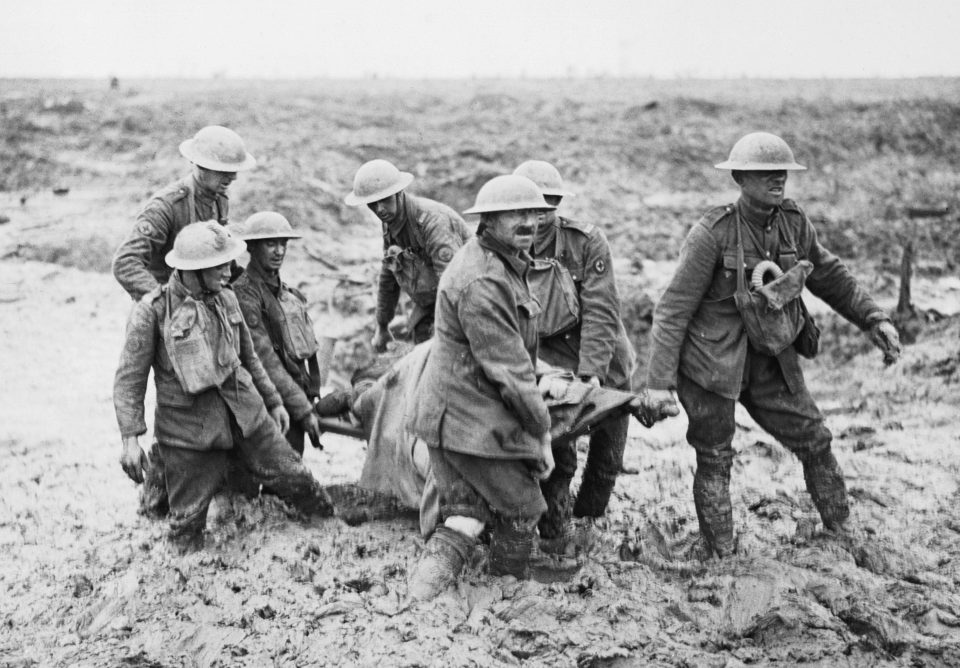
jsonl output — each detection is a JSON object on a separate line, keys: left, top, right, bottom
{"left": 646, "top": 197, "right": 891, "bottom": 556}
{"left": 531, "top": 218, "right": 635, "bottom": 538}
{"left": 113, "top": 174, "right": 230, "bottom": 515}
{"left": 408, "top": 233, "right": 551, "bottom": 576}
{"left": 678, "top": 352, "right": 846, "bottom": 555}
{"left": 114, "top": 276, "right": 331, "bottom": 543}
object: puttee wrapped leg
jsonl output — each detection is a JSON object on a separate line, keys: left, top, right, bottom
{"left": 800, "top": 449, "right": 849, "bottom": 531}
{"left": 489, "top": 516, "right": 538, "bottom": 578}
{"left": 692, "top": 456, "right": 735, "bottom": 558}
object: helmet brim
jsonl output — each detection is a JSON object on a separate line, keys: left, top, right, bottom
{"left": 538, "top": 186, "right": 574, "bottom": 197}
{"left": 714, "top": 160, "right": 806, "bottom": 171}
{"left": 179, "top": 139, "right": 257, "bottom": 172}
{"left": 344, "top": 172, "right": 414, "bottom": 206}
{"left": 238, "top": 232, "right": 303, "bottom": 241}
{"left": 462, "top": 203, "right": 556, "bottom": 215}
{"left": 165, "top": 237, "right": 247, "bottom": 270}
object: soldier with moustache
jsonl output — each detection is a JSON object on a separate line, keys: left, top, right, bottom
{"left": 405, "top": 175, "right": 557, "bottom": 600}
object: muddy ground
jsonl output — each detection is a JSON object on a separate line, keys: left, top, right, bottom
{"left": 1, "top": 78, "right": 960, "bottom": 667}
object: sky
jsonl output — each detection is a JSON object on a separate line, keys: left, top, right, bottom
{"left": 3, "top": 0, "right": 960, "bottom": 79}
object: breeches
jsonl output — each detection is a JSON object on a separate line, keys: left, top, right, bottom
{"left": 678, "top": 351, "right": 831, "bottom": 468}
{"left": 159, "top": 416, "right": 324, "bottom": 538}
{"left": 427, "top": 446, "right": 547, "bottom": 527}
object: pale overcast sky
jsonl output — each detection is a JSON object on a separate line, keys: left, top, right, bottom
{"left": 3, "top": 0, "right": 959, "bottom": 79}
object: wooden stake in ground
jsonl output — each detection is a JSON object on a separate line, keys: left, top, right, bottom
{"left": 895, "top": 204, "right": 950, "bottom": 343}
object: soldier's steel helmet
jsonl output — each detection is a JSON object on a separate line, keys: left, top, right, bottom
{"left": 714, "top": 132, "right": 806, "bottom": 171}
{"left": 462, "top": 175, "right": 556, "bottom": 215}
{"left": 179, "top": 125, "right": 257, "bottom": 172}
{"left": 513, "top": 160, "right": 572, "bottom": 197}
{"left": 344, "top": 159, "right": 414, "bottom": 206}
{"left": 165, "top": 221, "right": 246, "bottom": 270}
{"left": 233, "top": 211, "right": 302, "bottom": 241}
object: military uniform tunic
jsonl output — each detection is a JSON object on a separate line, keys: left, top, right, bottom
{"left": 375, "top": 192, "right": 471, "bottom": 342}
{"left": 233, "top": 262, "right": 321, "bottom": 454}
{"left": 114, "top": 273, "right": 328, "bottom": 540}
{"left": 407, "top": 232, "right": 550, "bottom": 523}
{"left": 530, "top": 216, "right": 636, "bottom": 529}
{"left": 645, "top": 195, "right": 892, "bottom": 552}
{"left": 113, "top": 174, "right": 229, "bottom": 300}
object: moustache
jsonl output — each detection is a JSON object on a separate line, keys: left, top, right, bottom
{"left": 516, "top": 226, "right": 535, "bottom": 235}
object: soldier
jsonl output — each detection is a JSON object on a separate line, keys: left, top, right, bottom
{"left": 114, "top": 221, "right": 334, "bottom": 553}
{"left": 344, "top": 159, "right": 471, "bottom": 351}
{"left": 640, "top": 132, "right": 901, "bottom": 558}
{"left": 112, "top": 125, "right": 256, "bottom": 300}
{"left": 514, "top": 160, "right": 636, "bottom": 551}
{"left": 405, "top": 175, "right": 556, "bottom": 600}
{"left": 231, "top": 212, "right": 325, "bottom": 456}
{"left": 112, "top": 126, "right": 256, "bottom": 516}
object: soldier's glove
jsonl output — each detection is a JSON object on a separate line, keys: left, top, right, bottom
{"left": 301, "top": 412, "right": 324, "bottom": 450}
{"left": 120, "top": 435, "right": 150, "bottom": 484}
{"left": 631, "top": 389, "right": 680, "bottom": 428}
{"left": 869, "top": 320, "right": 902, "bottom": 366}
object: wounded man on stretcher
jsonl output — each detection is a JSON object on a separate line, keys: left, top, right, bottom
{"left": 318, "top": 341, "right": 662, "bottom": 537}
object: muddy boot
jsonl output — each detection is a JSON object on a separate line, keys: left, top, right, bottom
{"left": 538, "top": 521, "right": 574, "bottom": 556}
{"left": 489, "top": 517, "right": 537, "bottom": 578}
{"left": 300, "top": 483, "right": 336, "bottom": 518}
{"left": 168, "top": 529, "right": 204, "bottom": 555}
{"left": 314, "top": 388, "right": 355, "bottom": 417}
{"left": 324, "top": 484, "right": 413, "bottom": 526}
{"left": 692, "top": 460, "right": 735, "bottom": 559}
{"left": 539, "top": 517, "right": 599, "bottom": 558}
{"left": 573, "top": 413, "right": 629, "bottom": 518}
{"left": 407, "top": 526, "right": 474, "bottom": 601}
{"left": 801, "top": 449, "right": 849, "bottom": 531}
{"left": 139, "top": 441, "right": 169, "bottom": 519}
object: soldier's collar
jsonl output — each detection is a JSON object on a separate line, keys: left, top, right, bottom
{"left": 190, "top": 174, "right": 223, "bottom": 203}
{"left": 478, "top": 233, "right": 531, "bottom": 274}
{"left": 383, "top": 191, "right": 410, "bottom": 238}
{"left": 532, "top": 220, "right": 558, "bottom": 256}
{"left": 246, "top": 259, "right": 282, "bottom": 289}
{"left": 737, "top": 194, "right": 779, "bottom": 228}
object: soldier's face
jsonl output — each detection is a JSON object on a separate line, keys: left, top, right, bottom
{"left": 368, "top": 194, "right": 399, "bottom": 223}
{"left": 541, "top": 195, "right": 561, "bottom": 226}
{"left": 487, "top": 210, "right": 541, "bottom": 252}
{"left": 197, "top": 262, "right": 232, "bottom": 292}
{"left": 738, "top": 170, "right": 787, "bottom": 207}
{"left": 249, "top": 238, "right": 287, "bottom": 273}
{"left": 195, "top": 166, "right": 237, "bottom": 195}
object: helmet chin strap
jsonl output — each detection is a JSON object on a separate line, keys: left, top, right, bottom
{"left": 191, "top": 269, "right": 220, "bottom": 295}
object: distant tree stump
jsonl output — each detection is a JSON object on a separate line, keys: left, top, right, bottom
{"left": 893, "top": 205, "right": 951, "bottom": 344}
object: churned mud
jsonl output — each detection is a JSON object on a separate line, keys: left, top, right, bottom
{"left": 2, "top": 78, "right": 960, "bottom": 666}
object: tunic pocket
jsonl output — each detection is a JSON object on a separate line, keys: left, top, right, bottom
{"left": 278, "top": 290, "right": 319, "bottom": 360}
